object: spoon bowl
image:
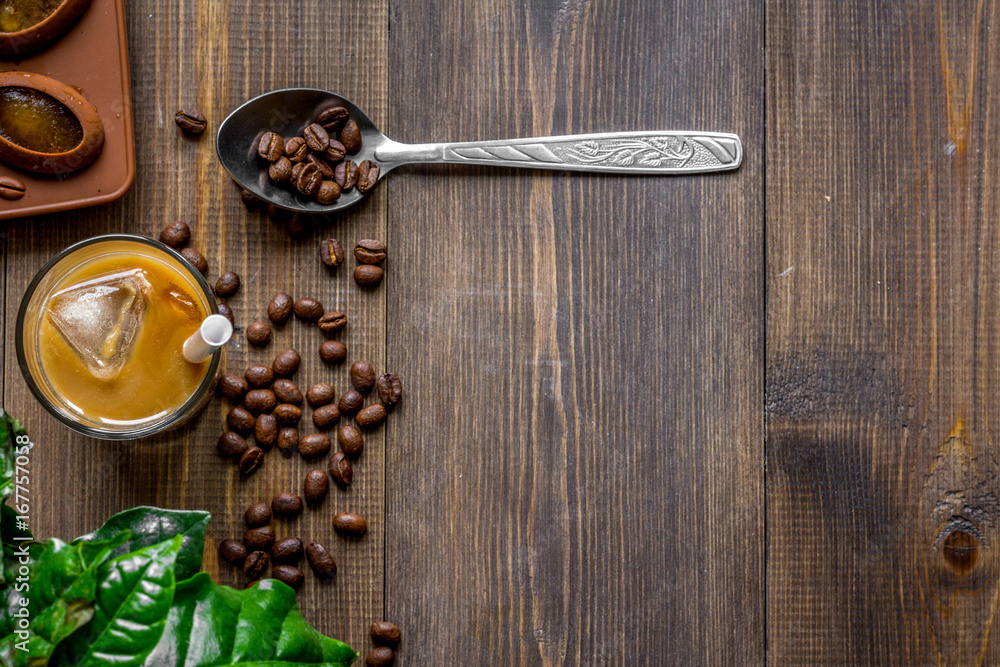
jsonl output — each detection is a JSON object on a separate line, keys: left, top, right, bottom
{"left": 218, "top": 88, "right": 743, "bottom": 214}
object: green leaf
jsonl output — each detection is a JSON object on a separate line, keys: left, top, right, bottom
{"left": 54, "top": 535, "right": 183, "bottom": 667}
{"left": 142, "top": 574, "right": 357, "bottom": 667}
{"left": 75, "top": 507, "right": 210, "bottom": 581}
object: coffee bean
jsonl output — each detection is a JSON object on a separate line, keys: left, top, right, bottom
{"left": 318, "top": 106, "right": 349, "bottom": 133}
{"left": 243, "top": 550, "right": 269, "bottom": 581}
{"left": 255, "top": 413, "right": 278, "bottom": 449}
{"left": 334, "top": 160, "right": 359, "bottom": 189}
{"left": 318, "top": 311, "right": 348, "bottom": 334}
{"left": 337, "top": 425, "right": 364, "bottom": 458}
{"left": 244, "top": 525, "right": 276, "bottom": 552}
{"left": 306, "top": 153, "right": 334, "bottom": 179}
{"left": 328, "top": 452, "right": 353, "bottom": 487}
{"left": 159, "top": 221, "right": 190, "bottom": 248}
{"left": 284, "top": 136, "right": 308, "bottom": 162}
{"left": 320, "top": 238, "right": 345, "bottom": 267}
{"left": 246, "top": 322, "right": 272, "bottom": 347}
{"left": 268, "top": 293, "right": 294, "bottom": 324}
{"left": 350, "top": 361, "right": 376, "bottom": 394}
{"left": 365, "top": 647, "right": 395, "bottom": 667}
{"left": 299, "top": 433, "right": 332, "bottom": 458}
{"left": 180, "top": 247, "right": 208, "bottom": 274}
{"left": 305, "top": 541, "right": 337, "bottom": 579}
{"left": 272, "top": 349, "right": 301, "bottom": 377}
{"left": 286, "top": 213, "right": 314, "bottom": 240}
{"left": 304, "top": 123, "right": 330, "bottom": 152}
{"left": 369, "top": 622, "right": 401, "bottom": 647}
{"left": 296, "top": 162, "right": 323, "bottom": 196}
{"left": 271, "top": 537, "right": 304, "bottom": 564}
{"left": 268, "top": 156, "right": 293, "bottom": 183}
{"left": 312, "top": 404, "right": 341, "bottom": 431}
{"left": 277, "top": 427, "right": 299, "bottom": 454}
{"left": 354, "top": 264, "right": 384, "bottom": 288}
{"left": 355, "top": 239, "right": 387, "bottom": 265}
{"left": 316, "top": 180, "right": 341, "bottom": 205}
{"left": 357, "top": 160, "right": 380, "bottom": 193}
{"left": 294, "top": 298, "right": 324, "bottom": 322}
{"left": 239, "top": 446, "right": 265, "bottom": 476}
{"left": 218, "top": 539, "right": 247, "bottom": 566}
{"left": 240, "top": 189, "right": 262, "bottom": 207}
{"left": 356, "top": 404, "right": 388, "bottom": 430}
{"left": 272, "top": 492, "right": 303, "bottom": 518}
{"left": 272, "top": 564, "right": 304, "bottom": 590}
{"left": 0, "top": 176, "right": 25, "bottom": 200}
{"left": 338, "top": 389, "right": 364, "bottom": 416}
{"left": 268, "top": 204, "right": 294, "bottom": 224}
{"left": 275, "top": 403, "right": 302, "bottom": 425}
{"left": 319, "top": 340, "right": 348, "bottom": 365}
{"left": 340, "top": 119, "right": 362, "bottom": 154}
{"left": 175, "top": 108, "right": 206, "bottom": 134}
{"left": 244, "top": 503, "right": 272, "bottom": 527}
{"left": 218, "top": 373, "right": 248, "bottom": 401}
{"left": 303, "top": 469, "right": 329, "bottom": 504}
{"left": 306, "top": 383, "right": 336, "bottom": 407}
{"left": 218, "top": 303, "right": 235, "bottom": 326}
{"left": 244, "top": 364, "right": 273, "bottom": 388}
{"left": 273, "top": 379, "right": 303, "bottom": 405}
{"left": 376, "top": 373, "right": 403, "bottom": 409}
{"left": 244, "top": 389, "right": 277, "bottom": 414}
{"left": 333, "top": 512, "right": 367, "bottom": 537}
{"left": 324, "top": 141, "right": 346, "bottom": 163}
{"left": 217, "top": 431, "right": 248, "bottom": 459}
{"left": 257, "top": 131, "right": 284, "bottom": 161}
{"left": 227, "top": 406, "right": 256, "bottom": 436}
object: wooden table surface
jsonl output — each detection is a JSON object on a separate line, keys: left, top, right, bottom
{"left": 3, "top": 0, "right": 996, "bottom": 664}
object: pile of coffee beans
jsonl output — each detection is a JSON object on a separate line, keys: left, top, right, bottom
{"left": 255, "top": 105, "right": 380, "bottom": 205}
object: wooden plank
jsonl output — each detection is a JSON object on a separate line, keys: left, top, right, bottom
{"left": 2, "top": 0, "right": 387, "bottom": 655}
{"left": 386, "top": 0, "right": 763, "bottom": 663}
{"left": 767, "top": 0, "right": 1000, "bottom": 662}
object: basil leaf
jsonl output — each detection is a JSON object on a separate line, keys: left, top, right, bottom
{"left": 143, "top": 574, "right": 357, "bottom": 667}
{"left": 75, "top": 507, "right": 209, "bottom": 581}
{"left": 54, "top": 535, "right": 183, "bottom": 667}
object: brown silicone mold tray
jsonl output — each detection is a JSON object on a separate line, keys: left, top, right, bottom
{"left": 0, "top": 0, "right": 134, "bottom": 220}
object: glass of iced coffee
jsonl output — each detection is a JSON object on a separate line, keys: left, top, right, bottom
{"left": 16, "top": 234, "right": 222, "bottom": 439}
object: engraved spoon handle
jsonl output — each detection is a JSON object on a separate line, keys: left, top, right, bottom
{"left": 373, "top": 131, "right": 742, "bottom": 174}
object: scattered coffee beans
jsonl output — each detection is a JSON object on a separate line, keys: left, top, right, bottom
{"left": 244, "top": 389, "right": 277, "bottom": 415}
{"left": 244, "top": 525, "right": 276, "bottom": 552}
{"left": 329, "top": 452, "right": 353, "bottom": 487}
{"left": 245, "top": 503, "right": 272, "bottom": 527}
{"left": 218, "top": 302, "right": 235, "bottom": 326}
{"left": 355, "top": 239, "right": 387, "bottom": 265}
{"left": 377, "top": 373, "right": 403, "bottom": 408}
{"left": 273, "top": 379, "right": 304, "bottom": 405}
{"left": 333, "top": 512, "right": 367, "bottom": 537}
{"left": 350, "top": 361, "right": 376, "bottom": 394}
{"left": 272, "top": 349, "right": 302, "bottom": 377}
{"left": 275, "top": 403, "right": 303, "bottom": 425}
{"left": 370, "top": 622, "right": 401, "bottom": 647}
{"left": 175, "top": 108, "right": 207, "bottom": 134}
{"left": 365, "top": 647, "right": 395, "bottom": 667}
{"left": 268, "top": 293, "right": 294, "bottom": 324}
{"left": 243, "top": 550, "right": 269, "bottom": 581}
{"left": 306, "top": 541, "right": 337, "bottom": 579}
{"left": 272, "top": 564, "right": 305, "bottom": 590}
{"left": 307, "top": 383, "right": 336, "bottom": 407}
{"left": 337, "top": 425, "right": 364, "bottom": 458}
{"left": 320, "top": 340, "right": 348, "bottom": 365}
{"left": 318, "top": 311, "right": 348, "bottom": 334}
{"left": 217, "top": 431, "right": 248, "bottom": 459}
{"left": 293, "top": 298, "right": 324, "bottom": 322}
{"left": 272, "top": 492, "right": 304, "bottom": 518}
{"left": 277, "top": 427, "right": 299, "bottom": 454}
{"left": 218, "top": 539, "right": 247, "bottom": 566}
{"left": 215, "top": 272, "right": 240, "bottom": 297}
{"left": 255, "top": 414, "right": 278, "bottom": 449}
{"left": 299, "top": 433, "right": 332, "bottom": 459}
{"left": 227, "top": 406, "right": 256, "bottom": 436}
{"left": 244, "top": 364, "right": 274, "bottom": 388}
{"left": 356, "top": 404, "right": 388, "bottom": 430}
{"left": 218, "top": 374, "right": 248, "bottom": 401}
{"left": 159, "top": 221, "right": 190, "bottom": 248}
{"left": 312, "top": 404, "right": 341, "bottom": 430}
{"left": 271, "top": 537, "right": 304, "bottom": 564}
{"left": 338, "top": 389, "right": 364, "bottom": 416}
{"left": 354, "top": 264, "right": 384, "bottom": 288}
{"left": 320, "top": 238, "right": 345, "bottom": 267}
{"left": 239, "top": 447, "right": 264, "bottom": 476}
{"left": 303, "top": 469, "right": 329, "bottom": 504}
{"left": 181, "top": 247, "right": 208, "bottom": 274}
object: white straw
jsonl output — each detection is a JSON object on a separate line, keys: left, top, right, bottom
{"left": 182, "top": 314, "right": 233, "bottom": 363}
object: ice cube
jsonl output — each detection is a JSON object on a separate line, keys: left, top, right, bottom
{"left": 46, "top": 268, "right": 152, "bottom": 380}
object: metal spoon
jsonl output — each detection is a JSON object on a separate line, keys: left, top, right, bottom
{"left": 217, "top": 88, "right": 743, "bottom": 214}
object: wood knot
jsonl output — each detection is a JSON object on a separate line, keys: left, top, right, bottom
{"left": 933, "top": 518, "right": 989, "bottom": 586}
{"left": 942, "top": 527, "right": 979, "bottom": 573}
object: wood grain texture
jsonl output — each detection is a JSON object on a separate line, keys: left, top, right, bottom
{"left": 2, "top": 0, "right": 387, "bottom": 656}
{"left": 385, "top": 0, "right": 763, "bottom": 664}
{"left": 767, "top": 0, "right": 1000, "bottom": 662}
